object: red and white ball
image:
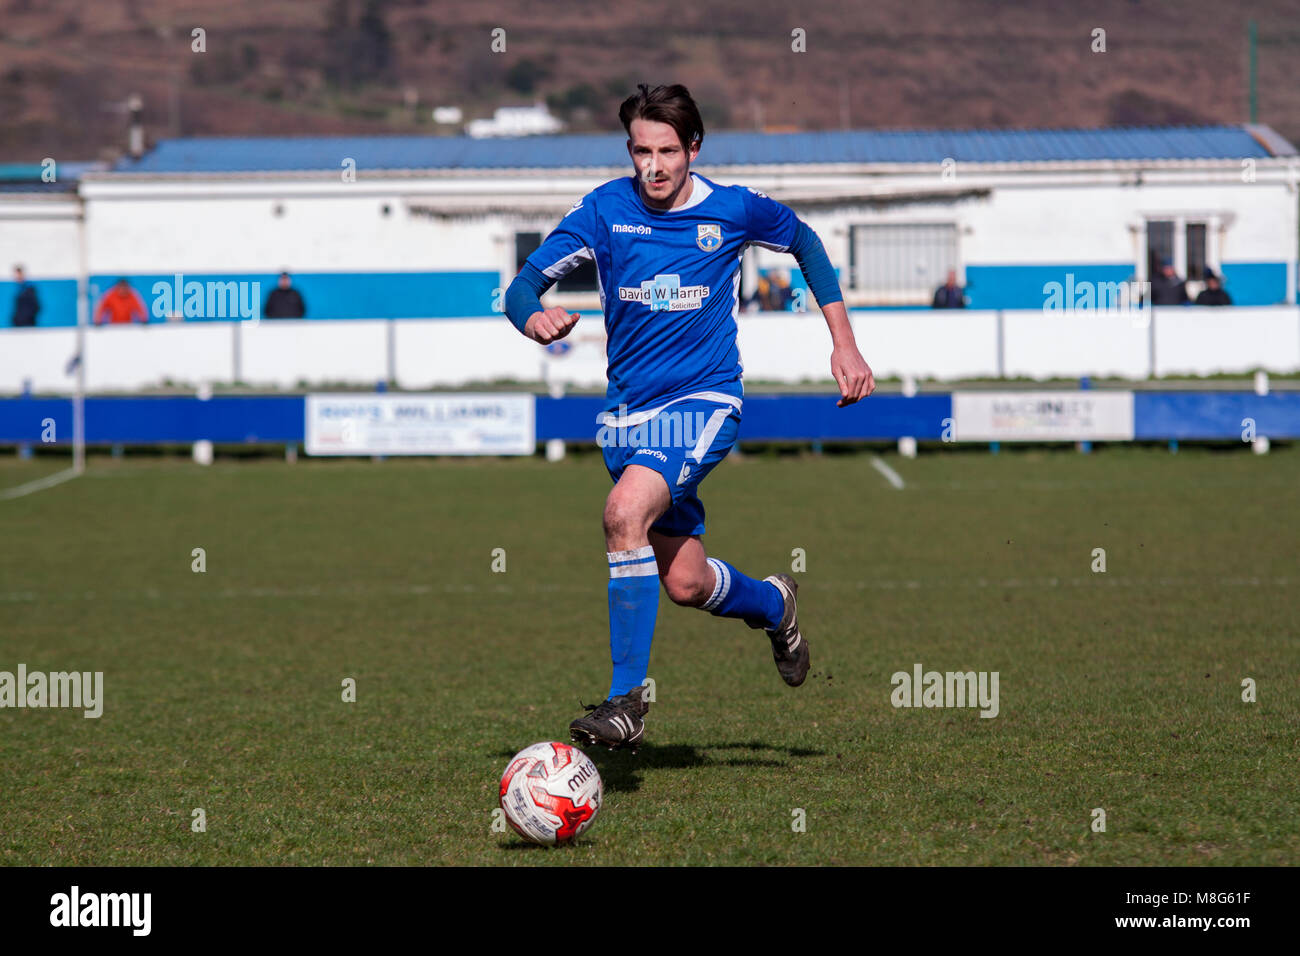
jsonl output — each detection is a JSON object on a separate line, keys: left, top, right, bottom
{"left": 499, "top": 742, "right": 603, "bottom": 846}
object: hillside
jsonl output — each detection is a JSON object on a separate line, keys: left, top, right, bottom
{"left": 1, "top": 0, "right": 1296, "bottom": 161}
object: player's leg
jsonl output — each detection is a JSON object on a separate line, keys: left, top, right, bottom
{"left": 645, "top": 404, "right": 809, "bottom": 686}
{"left": 569, "top": 463, "right": 668, "bottom": 752}
{"left": 650, "top": 527, "right": 807, "bottom": 686}
{"left": 649, "top": 528, "right": 782, "bottom": 627}
{"left": 602, "top": 464, "right": 671, "bottom": 698}
{"left": 647, "top": 531, "right": 712, "bottom": 606}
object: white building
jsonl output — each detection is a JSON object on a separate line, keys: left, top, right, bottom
{"left": 465, "top": 102, "right": 565, "bottom": 138}
{"left": 1, "top": 125, "right": 1297, "bottom": 392}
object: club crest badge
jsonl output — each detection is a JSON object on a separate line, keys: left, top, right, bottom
{"left": 696, "top": 223, "right": 722, "bottom": 252}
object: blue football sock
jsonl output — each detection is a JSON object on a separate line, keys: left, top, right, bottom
{"left": 700, "top": 557, "right": 784, "bottom": 630}
{"left": 607, "top": 545, "right": 660, "bottom": 698}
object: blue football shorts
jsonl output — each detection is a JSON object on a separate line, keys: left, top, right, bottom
{"left": 600, "top": 397, "right": 741, "bottom": 538}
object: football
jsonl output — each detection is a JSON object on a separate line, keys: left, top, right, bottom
{"left": 499, "top": 742, "right": 603, "bottom": 846}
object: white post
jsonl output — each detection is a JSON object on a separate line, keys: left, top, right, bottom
{"left": 898, "top": 374, "right": 918, "bottom": 458}
{"left": 544, "top": 374, "right": 565, "bottom": 461}
{"left": 385, "top": 318, "right": 396, "bottom": 386}
{"left": 231, "top": 320, "right": 242, "bottom": 384}
{"left": 73, "top": 205, "right": 88, "bottom": 474}
{"left": 1253, "top": 370, "right": 1270, "bottom": 454}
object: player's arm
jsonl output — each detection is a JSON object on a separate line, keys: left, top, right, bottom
{"left": 504, "top": 264, "right": 579, "bottom": 345}
{"left": 786, "top": 222, "right": 874, "bottom": 407}
{"left": 745, "top": 186, "right": 874, "bottom": 407}
{"left": 504, "top": 195, "right": 596, "bottom": 344}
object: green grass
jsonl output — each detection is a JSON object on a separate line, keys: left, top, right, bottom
{"left": 0, "top": 446, "right": 1296, "bottom": 865}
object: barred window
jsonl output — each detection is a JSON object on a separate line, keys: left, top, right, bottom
{"left": 849, "top": 222, "right": 958, "bottom": 303}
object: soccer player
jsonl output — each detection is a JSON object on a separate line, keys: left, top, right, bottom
{"left": 504, "top": 84, "right": 874, "bottom": 751}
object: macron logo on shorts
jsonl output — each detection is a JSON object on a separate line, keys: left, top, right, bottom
{"left": 677, "top": 463, "right": 692, "bottom": 486}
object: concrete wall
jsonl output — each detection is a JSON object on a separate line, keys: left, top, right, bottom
{"left": 4, "top": 307, "right": 1296, "bottom": 394}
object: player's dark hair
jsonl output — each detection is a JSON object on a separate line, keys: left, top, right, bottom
{"left": 619, "top": 84, "right": 704, "bottom": 154}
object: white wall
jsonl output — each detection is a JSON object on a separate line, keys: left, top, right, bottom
{"left": 1153, "top": 306, "right": 1300, "bottom": 377}
{"left": 71, "top": 165, "right": 1298, "bottom": 283}
{"left": 85, "top": 322, "right": 232, "bottom": 391}
{"left": 82, "top": 193, "right": 504, "bottom": 275}
{"left": 1003, "top": 312, "right": 1151, "bottom": 378}
{"left": 243, "top": 320, "right": 389, "bottom": 387}
{"left": 394, "top": 319, "right": 546, "bottom": 390}
{"left": 962, "top": 181, "right": 1296, "bottom": 265}
{"left": 0, "top": 198, "right": 82, "bottom": 279}
{"left": 850, "top": 312, "right": 1001, "bottom": 380}
{"left": 4, "top": 308, "right": 1297, "bottom": 394}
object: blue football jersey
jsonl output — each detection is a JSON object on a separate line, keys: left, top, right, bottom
{"left": 525, "top": 173, "right": 801, "bottom": 415}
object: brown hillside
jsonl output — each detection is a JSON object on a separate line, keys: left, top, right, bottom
{"left": 0, "top": 0, "right": 1296, "bottom": 162}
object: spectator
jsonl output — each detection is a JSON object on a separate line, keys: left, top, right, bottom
{"left": 264, "top": 271, "right": 307, "bottom": 318}
{"left": 1195, "top": 269, "right": 1232, "bottom": 306}
{"left": 769, "top": 269, "right": 793, "bottom": 310}
{"left": 932, "top": 269, "right": 966, "bottom": 309}
{"left": 93, "top": 278, "right": 148, "bottom": 325}
{"left": 747, "top": 272, "right": 783, "bottom": 311}
{"left": 1149, "top": 259, "right": 1189, "bottom": 305}
{"left": 10, "top": 265, "right": 40, "bottom": 327}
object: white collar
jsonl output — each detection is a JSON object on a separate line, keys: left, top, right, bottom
{"left": 637, "top": 173, "right": 711, "bottom": 213}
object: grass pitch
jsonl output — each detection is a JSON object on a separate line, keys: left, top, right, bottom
{"left": 1, "top": 444, "right": 1296, "bottom": 865}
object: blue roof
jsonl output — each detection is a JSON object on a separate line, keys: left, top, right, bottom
{"left": 111, "top": 125, "right": 1295, "bottom": 174}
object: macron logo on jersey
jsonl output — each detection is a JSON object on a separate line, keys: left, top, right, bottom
{"left": 612, "top": 223, "right": 652, "bottom": 235}
{"left": 618, "top": 274, "right": 711, "bottom": 312}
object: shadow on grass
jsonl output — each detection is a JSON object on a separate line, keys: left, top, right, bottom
{"left": 494, "top": 740, "right": 825, "bottom": 794}
{"left": 496, "top": 841, "right": 578, "bottom": 852}
{"left": 491, "top": 739, "right": 826, "bottom": 852}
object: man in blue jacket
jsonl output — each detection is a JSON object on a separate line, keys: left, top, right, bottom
{"left": 10, "top": 266, "right": 40, "bottom": 327}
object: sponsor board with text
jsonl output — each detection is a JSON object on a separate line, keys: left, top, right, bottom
{"left": 953, "top": 391, "right": 1135, "bottom": 441}
{"left": 305, "top": 393, "right": 535, "bottom": 455}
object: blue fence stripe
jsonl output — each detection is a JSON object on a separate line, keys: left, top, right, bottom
{"left": 0, "top": 393, "right": 1296, "bottom": 444}
{"left": 1133, "top": 392, "right": 1300, "bottom": 439}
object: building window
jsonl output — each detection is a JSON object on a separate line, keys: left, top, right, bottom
{"left": 1146, "top": 220, "right": 1174, "bottom": 276}
{"left": 514, "top": 230, "right": 597, "bottom": 292}
{"left": 1145, "top": 218, "right": 1209, "bottom": 280}
{"left": 849, "top": 222, "right": 958, "bottom": 303}
{"left": 1185, "top": 223, "right": 1207, "bottom": 281}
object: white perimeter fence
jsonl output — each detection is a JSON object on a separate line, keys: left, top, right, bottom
{"left": 2, "top": 307, "right": 1298, "bottom": 393}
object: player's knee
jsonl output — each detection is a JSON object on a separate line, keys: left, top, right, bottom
{"left": 602, "top": 495, "right": 649, "bottom": 543}
{"left": 664, "top": 572, "right": 710, "bottom": 607}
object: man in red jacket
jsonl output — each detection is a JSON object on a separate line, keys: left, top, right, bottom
{"left": 93, "top": 279, "right": 148, "bottom": 325}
